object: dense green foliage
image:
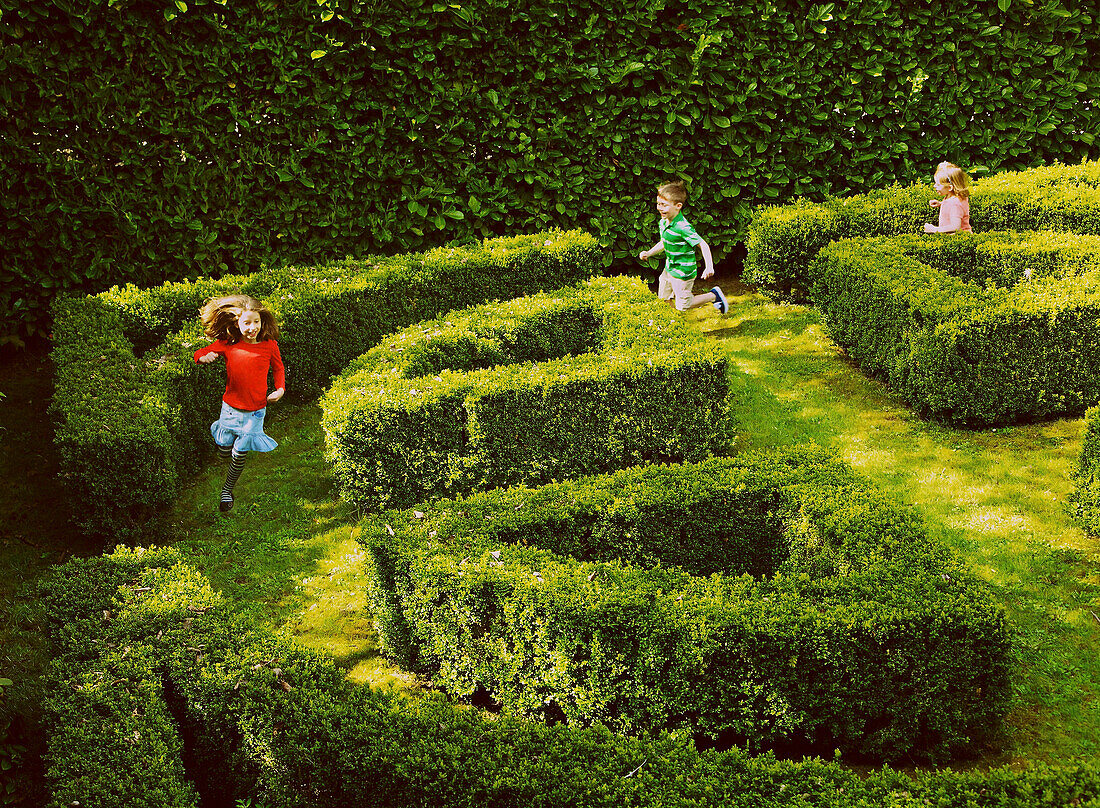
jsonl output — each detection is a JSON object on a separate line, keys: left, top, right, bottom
{"left": 36, "top": 546, "right": 203, "bottom": 808}
{"left": 49, "top": 230, "right": 598, "bottom": 537}
{"left": 0, "top": 675, "right": 23, "bottom": 806}
{"left": 809, "top": 230, "right": 1100, "bottom": 426}
{"left": 37, "top": 546, "right": 1098, "bottom": 807}
{"left": 44, "top": 646, "right": 199, "bottom": 808}
{"left": 362, "top": 446, "right": 1011, "bottom": 762}
{"left": 5, "top": 0, "right": 1100, "bottom": 342}
{"left": 1069, "top": 405, "right": 1100, "bottom": 535}
{"left": 322, "top": 276, "right": 735, "bottom": 509}
{"left": 744, "top": 160, "right": 1100, "bottom": 301}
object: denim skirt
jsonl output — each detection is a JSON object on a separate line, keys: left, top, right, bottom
{"left": 210, "top": 401, "right": 278, "bottom": 452}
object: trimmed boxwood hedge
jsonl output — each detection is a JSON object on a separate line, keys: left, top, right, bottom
{"left": 37, "top": 546, "right": 210, "bottom": 808}
{"left": 43, "top": 645, "right": 199, "bottom": 808}
{"left": 50, "top": 230, "right": 599, "bottom": 537}
{"left": 809, "top": 230, "right": 1100, "bottom": 426}
{"left": 361, "top": 445, "right": 1011, "bottom": 762}
{"left": 1070, "top": 405, "right": 1100, "bottom": 536}
{"left": 322, "top": 275, "right": 736, "bottom": 510}
{"left": 38, "top": 546, "right": 1100, "bottom": 808}
{"left": 745, "top": 160, "right": 1100, "bottom": 302}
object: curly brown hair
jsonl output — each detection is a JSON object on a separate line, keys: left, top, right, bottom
{"left": 199, "top": 295, "right": 280, "bottom": 343}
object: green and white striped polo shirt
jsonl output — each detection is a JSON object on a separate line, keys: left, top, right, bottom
{"left": 659, "top": 212, "right": 703, "bottom": 280}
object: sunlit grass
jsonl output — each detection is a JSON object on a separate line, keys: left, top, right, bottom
{"left": 163, "top": 401, "right": 412, "bottom": 690}
{"left": 711, "top": 278, "right": 1100, "bottom": 767}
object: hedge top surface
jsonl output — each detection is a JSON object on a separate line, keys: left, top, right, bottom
{"left": 362, "top": 444, "right": 984, "bottom": 605}
{"left": 58, "top": 229, "right": 600, "bottom": 366}
{"left": 752, "top": 159, "right": 1100, "bottom": 239}
{"left": 745, "top": 160, "right": 1100, "bottom": 301}
{"left": 814, "top": 230, "right": 1100, "bottom": 323}
{"left": 322, "top": 275, "right": 709, "bottom": 419}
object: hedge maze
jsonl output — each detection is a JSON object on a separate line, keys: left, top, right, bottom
{"left": 745, "top": 161, "right": 1100, "bottom": 529}
{"left": 744, "top": 161, "right": 1100, "bottom": 427}
{"left": 744, "top": 160, "right": 1100, "bottom": 305}
{"left": 812, "top": 231, "right": 1100, "bottom": 426}
{"left": 363, "top": 447, "right": 1010, "bottom": 761}
{"left": 50, "top": 231, "right": 600, "bottom": 536}
{"left": 42, "top": 230, "right": 1063, "bottom": 803}
{"left": 322, "top": 277, "right": 734, "bottom": 510}
{"left": 38, "top": 547, "right": 1097, "bottom": 808}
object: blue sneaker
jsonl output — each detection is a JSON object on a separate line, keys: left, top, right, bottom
{"left": 710, "top": 286, "right": 728, "bottom": 314}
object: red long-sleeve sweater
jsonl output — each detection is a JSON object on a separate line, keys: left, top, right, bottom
{"left": 194, "top": 339, "right": 285, "bottom": 411}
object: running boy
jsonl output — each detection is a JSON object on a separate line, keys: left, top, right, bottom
{"left": 638, "top": 179, "right": 727, "bottom": 314}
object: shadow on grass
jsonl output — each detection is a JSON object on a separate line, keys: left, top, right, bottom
{"left": 709, "top": 305, "right": 821, "bottom": 344}
{"left": 163, "top": 399, "right": 417, "bottom": 690}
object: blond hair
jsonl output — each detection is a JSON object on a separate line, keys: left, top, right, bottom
{"left": 199, "top": 294, "right": 279, "bottom": 343}
{"left": 935, "top": 161, "right": 972, "bottom": 200}
{"left": 657, "top": 179, "right": 688, "bottom": 205}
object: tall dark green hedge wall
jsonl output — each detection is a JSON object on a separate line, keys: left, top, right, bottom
{"left": 4, "top": 0, "right": 1100, "bottom": 342}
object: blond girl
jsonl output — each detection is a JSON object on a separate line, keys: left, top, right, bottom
{"left": 924, "top": 161, "right": 973, "bottom": 234}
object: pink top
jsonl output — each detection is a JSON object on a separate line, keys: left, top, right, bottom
{"left": 938, "top": 196, "right": 972, "bottom": 233}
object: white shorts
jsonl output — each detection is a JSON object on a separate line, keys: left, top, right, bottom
{"left": 658, "top": 270, "right": 698, "bottom": 312}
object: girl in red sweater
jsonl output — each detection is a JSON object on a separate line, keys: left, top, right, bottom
{"left": 194, "top": 295, "right": 285, "bottom": 512}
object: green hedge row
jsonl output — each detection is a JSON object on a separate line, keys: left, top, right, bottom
{"left": 37, "top": 546, "right": 209, "bottom": 808}
{"left": 1069, "top": 405, "right": 1100, "bottom": 536}
{"left": 7, "top": 0, "right": 1100, "bottom": 343}
{"left": 43, "top": 645, "right": 199, "bottom": 808}
{"left": 745, "top": 160, "right": 1100, "bottom": 302}
{"left": 0, "top": 675, "right": 26, "bottom": 806}
{"left": 38, "top": 545, "right": 1100, "bottom": 808}
{"left": 50, "top": 230, "right": 599, "bottom": 538}
{"left": 809, "top": 230, "right": 1100, "bottom": 426}
{"left": 322, "top": 276, "right": 735, "bottom": 510}
{"left": 362, "top": 445, "right": 1010, "bottom": 762}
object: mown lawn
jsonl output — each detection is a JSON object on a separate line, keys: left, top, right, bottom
{"left": 2, "top": 275, "right": 1099, "bottom": 802}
